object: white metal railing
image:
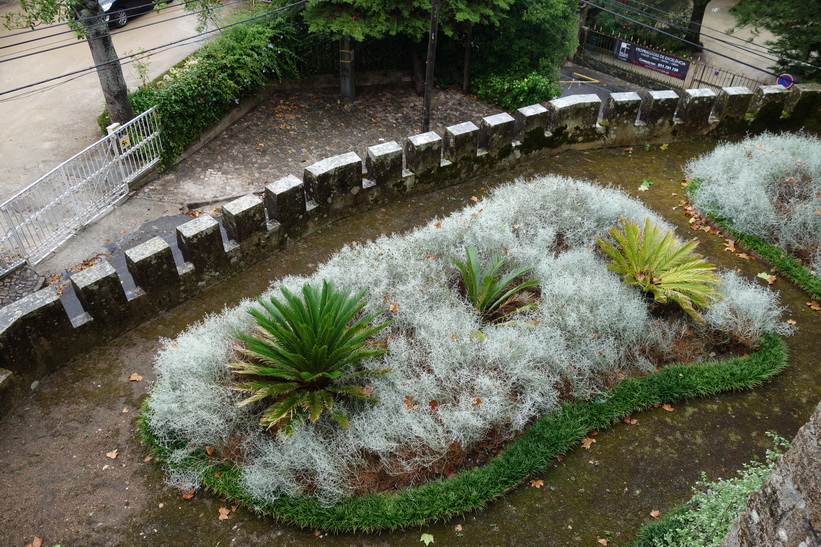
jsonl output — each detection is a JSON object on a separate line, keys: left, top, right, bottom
{"left": 0, "top": 107, "right": 162, "bottom": 276}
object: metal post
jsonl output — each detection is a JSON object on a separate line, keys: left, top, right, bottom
{"left": 340, "top": 36, "right": 355, "bottom": 101}
{"left": 421, "top": 0, "right": 441, "bottom": 133}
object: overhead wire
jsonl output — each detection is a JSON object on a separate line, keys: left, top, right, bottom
{"left": 0, "top": 0, "right": 308, "bottom": 100}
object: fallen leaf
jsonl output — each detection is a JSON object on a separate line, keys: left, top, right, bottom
{"left": 580, "top": 437, "right": 596, "bottom": 449}
{"left": 122, "top": 407, "right": 129, "bottom": 413}
{"left": 470, "top": 196, "right": 479, "bottom": 202}
{"left": 429, "top": 400, "right": 439, "bottom": 412}
{"left": 420, "top": 533, "right": 435, "bottom": 545}
{"left": 659, "top": 143, "right": 669, "bottom": 150}
{"left": 106, "top": 449, "right": 119, "bottom": 459}
{"left": 143, "top": 455, "right": 153, "bottom": 462}
{"left": 598, "top": 539, "right": 608, "bottom": 546}
{"left": 404, "top": 395, "right": 415, "bottom": 410}
{"left": 650, "top": 509, "right": 661, "bottom": 519}
{"left": 530, "top": 479, "right": 544, "bottom": 488}
{"left": 205, "top": 446, "right": 215, "bottom": 456}
{"left": 25, "top": 537, "right": 43, "bottom": 547}
{"left": 454, "top": 524, "right": 463, "bottom": 532}
{"left": 622, "top": 147, "right": 633, "bottom": 152}
{"left": 471, "top": 397, "right": 482, "bottom": 406}
{"left": 434, "top": 221, "right": 442, "bottom": 228}
{"left": 623, "top": 416, "right": 638, "bottom": 425}
{"left": 218, "top": 506, "right": 232, "bottom": 521}
{"left": 556, "top": 454, "right": 564, "bottom": 462}
{"left": 388, "top": 302, "right": 399, "bottom": 313}
{"left": 181, "top": 489, "right": 195, "bottom": 500}
{"left": 662, "top": 404, "right": 674, "bottom": 412}
{"left": 787, "top": 319, "right": 797, "bottom": 325}
{"left": 129, "top": 372, "right": 143, "bottom": 382}
{"left": 807, "top": 301, "right": 821, "bottom": 312}
{"left": 512, "top": 224, "right": 520, "bottom": 230}
{"left": 314, "top": 530, "right": 322, "bottom": 537}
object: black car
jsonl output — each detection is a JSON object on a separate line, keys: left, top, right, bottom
{"left": 99, "top": 0, "right": 171, "bottom": 28}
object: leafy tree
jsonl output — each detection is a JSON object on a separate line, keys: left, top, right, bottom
{"left": 3, "top": 0, "right": 135, "bottom": 123}
{"left": 731, "top": 0, "right": 821, "bottom": 81}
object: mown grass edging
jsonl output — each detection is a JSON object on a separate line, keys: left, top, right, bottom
{"left": 138, "top": 334, "right": 787, "bottom": 533}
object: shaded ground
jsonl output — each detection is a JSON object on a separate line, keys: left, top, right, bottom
{"left": 2, "top": 141, "right": 820, "bottom": 546}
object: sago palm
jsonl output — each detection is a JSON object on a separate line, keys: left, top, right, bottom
{"left": 453, "top": 246, "right": 539, "bottom": 322}
{"left": 596, "top": 218, "right": 721, "bottom": 322}
{"left": 228, "top": 281, "right": 390, "bottom": 437}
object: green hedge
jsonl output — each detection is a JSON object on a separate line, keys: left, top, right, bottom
{"left": 101, "top": 12, "right": 299, "bottom": 165}
{"left": 139, "top": 334, "right": 787, "bottom": 533}
{"left": 472, "top": 71, "right": 560, "bottom": 111}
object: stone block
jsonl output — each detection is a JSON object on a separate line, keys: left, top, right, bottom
{"left": 405, "top": 131, "right": 442, "bottom": 173}
{"left": 750, "top": 85, "right": 791, "bottom": 122}
{"left": 443, "top": 122, "right": 479, "bottom": 162}
{"left": 222, "top": 194, "right": 265, "bottom": 243}
{"left": 70, "top": 261, "right": 128, "bottom": 320}
{"left": 785, "top": 83, "right": 821, "bottom": 132}
{"left": 125, "top": 236, "right": 178, "bottom": 293}
{"left": 176, "top": 215, "right": 224, "bottom": 272}
{"left": 264, "top": 175, "right": 306, "bottom": 229}
{"left": 711, "top": 86, "right": 754, "bottom": 119}
{"left": 638, "top": 89, "right": 679, "bottom": 125}
{"left": 675, "top": 88, "right": 717, "bottom": 125}
{"left": 546, "top": 94, "right": 601, "bottom": 133}
{"left": 514, "top": 104, "right": 548, "bottom": 140}
{"left": 478, "top": 112, "right": 515, "bottom": 154}
{"left": 304, "top": 152, "right": 362, "bottom": 204}
{"left": 601, "top": 92, "right": 642, "bottom": 126}
{"left": 366, "top": 141, "right": 403, "bottom": 186}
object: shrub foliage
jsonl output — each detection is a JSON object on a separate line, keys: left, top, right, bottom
{"left": 597, "top": 218, "right": 721, "bottom": 322}
{"left": 229, "top": 281, "right": 390, "bottom": 437}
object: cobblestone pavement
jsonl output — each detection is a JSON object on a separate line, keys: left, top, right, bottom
{"left": 0, "top": 267, "right": 43, "bottom": 307}
{"left": 139, "top": 84, "right": 502, "bottom": 207}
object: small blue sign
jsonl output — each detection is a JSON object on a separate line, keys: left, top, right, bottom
{"left": 777, "top": 74, "right": 794, "bottom": 88}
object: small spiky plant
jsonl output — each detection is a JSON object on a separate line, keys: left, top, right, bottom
{"left": 453, "top": 246, "right": 539, "bottom": 322}
{"left": 597, "top": 218, "right": 721, "bottom": 322}
{"left": 228, "top": 281, "right": 390, "bottom": 437}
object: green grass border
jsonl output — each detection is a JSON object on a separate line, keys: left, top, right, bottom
{"left": 138, "top": 334, "right": 787, "bottom": 533}
{"left": 687, "top": 181, "right": 821, "bottom": 300}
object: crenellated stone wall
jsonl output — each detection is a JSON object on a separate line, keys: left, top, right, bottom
{"left": 1, "top": 83, "right": 820, "bottom": 418}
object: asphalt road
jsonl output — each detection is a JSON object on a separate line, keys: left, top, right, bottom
{"left": 0, "top": 0, "right": 206, "bottom": 200}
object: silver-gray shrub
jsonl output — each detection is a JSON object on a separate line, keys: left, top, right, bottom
{"left": 686, "top": 133, "right": 821, "bottom": 278}
{"left": 146, "top": 175, "right": 788, "bottom": 505}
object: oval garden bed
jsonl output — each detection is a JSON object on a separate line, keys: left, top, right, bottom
{"left": 140, "top": 175, "right": 791, "bottom": 532}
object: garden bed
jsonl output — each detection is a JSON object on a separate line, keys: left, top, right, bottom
{"left": 141, "top": 175, "right": 791, "bottom": 531}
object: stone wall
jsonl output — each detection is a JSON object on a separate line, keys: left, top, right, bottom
{"left": 1, "top": 83, "right": 820, "bottom": 418}
{"left": 722, "top": 401, "right": 821, "bottom": 547}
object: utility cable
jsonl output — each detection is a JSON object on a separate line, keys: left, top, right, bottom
{"left": 0, "top": 0, "right": 308, "bottom": 99}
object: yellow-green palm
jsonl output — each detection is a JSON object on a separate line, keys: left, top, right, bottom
{"left": 597, "top": 218, "right": 721, "bottom": 322}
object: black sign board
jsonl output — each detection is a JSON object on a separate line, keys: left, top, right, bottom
{"left": 613, "top": 40, "right": 690, "bottom": 80}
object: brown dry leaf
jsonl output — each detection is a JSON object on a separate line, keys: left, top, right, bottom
{"left": 205, "top": 446, "right": 215, "bottom": 456}
{"left": 429, "top": 400, "right": 439, "bottom": 412}
{"left": 471, "top": 397, "right": 482, "bottom": 406}
{"left": 767, "top": 275, "right": 777, "bottom": 285}
{"left": 529, "top": 479, "right": 544, "bottom": 488}
{"left": 181, "top": 488, "right": 195, "bottom": 500}
{"left": 807, "top": 301, "right": 821, "bottom": 312}
{"left": 470, "top": 196, "right": 479, "bottom": 202}
{"left": 143, "top": 455, "right": 153, "bottom": 462}
{"left": 787, "top": 319, "right": 797, "bottom": 325}
{"left": 434, "top": 221, "right": 442, "bottom": 228}
{"left": 580, "top": 437, "right": 596, "bottom": 449}
{"left": 106, "top": 449, "right": 119, "bottom": 459}
{"left": 388, "top": 302, "right": 399, "bottom": 313}
{"left": 512, "top": 224, "right": 520, "bottom": 230}
{"left": 724, "top": 239, "right": 736, "bottom": 252}
{"left": 454, "top": 524, "right": 463, "bottom": 532}
{"left": 129, "top": 372, "right": 143, "bottom": 382}
{"left": 650, "top": 509, "right": 661, "bottom": 519}
{"left": 25, "top": 537, "right": 43, "bottom": 547}
{"left": 314, "top": 530, "right": 322, "bottom": 537}
{"left": 218, "top": 506, "right": 232, "bottom": 521}
{"left": 122, "top": 407, "right": 129, "bottom": 413}
{"left": 590, "top": 430, "right": 599, "bottom": 437}
{"left": 622, "top": 147, "right": 633, "bottom": 152}
{"left": 185, "top": 210, "right": 205, "bottom": 217}
{"left": 737, "top": 253, "right": 752, "bottom": 260}
{"left": 662, "top": 404, "right": 674, "bottom": 412}
{"left": 623, "top": 416, "right": 638, "bottom": 425}
{"left": 451, "top": 333, "right": 457, "bottom": 340}
{"left": 598, "top": 539, "right": 608, "bottom": 546}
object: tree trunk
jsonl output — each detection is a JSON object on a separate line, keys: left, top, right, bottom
{"left": 421, "top": 0, "right": 441, "bottom": 133}
{"left": 462, "top": 23, "right": 473, "bottom": 94}
{"left": 411, "top": 49, "right": 424, "bottom": 96}
{"left": 74, "top": 0, "right": 134, "bottom": 124}
{"left": 687, "top": 0, "right": 710, "bottom": 51}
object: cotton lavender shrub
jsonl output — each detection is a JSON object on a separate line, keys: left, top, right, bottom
{"left": 145, "top": 175, "right": 791, "bottom": 506}
{"left": 685, "top": 132, "right": 821, "bottom": 280}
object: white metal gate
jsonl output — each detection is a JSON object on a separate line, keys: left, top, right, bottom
{"left": 0, "top": 107, "right": 162, "bottom": 276}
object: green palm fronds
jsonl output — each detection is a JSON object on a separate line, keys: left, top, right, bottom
{"left": 597, "top": 218, "right": 721, "bottom": 322}
{"left": 228, "top": 281, "right": 390, "bottom": 436}
{"left": 453, "top": 246, "right": 539, "bottom": 322}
